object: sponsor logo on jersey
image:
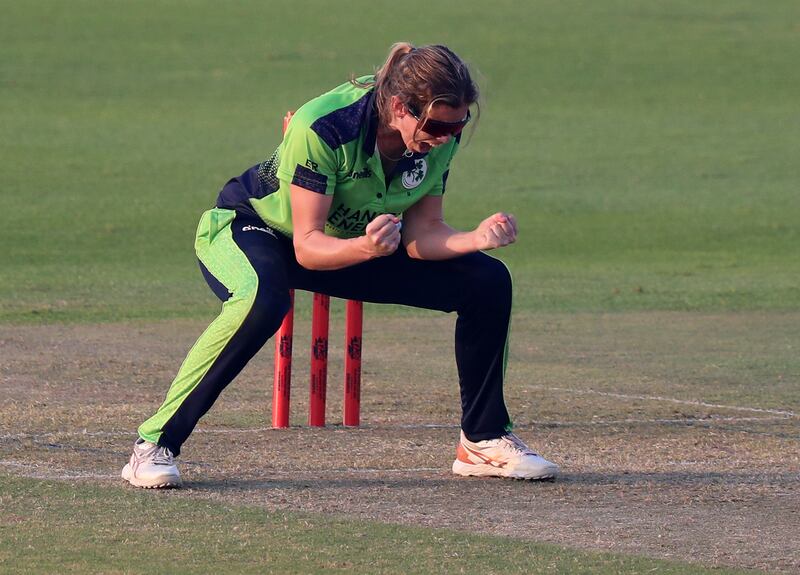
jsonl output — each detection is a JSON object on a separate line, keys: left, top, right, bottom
{"left": 349, "top": 167, "right": 373, "bottom": 180}
{"left": 401, "top": 158, "right": 427, "bottom": 189}
{"left": 328, "top": 204, "right": 401, "bottom": 234}
{"left": 327, "top": 204, "right": 379, "bottom": 234}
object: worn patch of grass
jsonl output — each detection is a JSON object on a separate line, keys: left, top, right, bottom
{"left": 1, "top": 313, "right": 797, "bottom": 572}
{"left": 0, "top": 475, "right": 764, "bottom": 575}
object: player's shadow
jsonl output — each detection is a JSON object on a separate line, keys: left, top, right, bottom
{"left": 186, "top": 476, "right": 453, "bottom": 492}
{"left": 559, "top": 471, "right": 798, "bottom": 487}
{"left": 185, "top": 470, "right": 799, "bottom": 492}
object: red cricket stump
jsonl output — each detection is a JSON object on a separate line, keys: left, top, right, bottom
{"left": 343, "top": 300, "right": 363, "bottom": 426}
{"left": 309, "top": 293, "right": 330, "bottom": 426}
{"left": 271, "top": 109, "right": 363, "bottom": 429}
{"left": 272, "top": 289, "right": 294, "bottom": 428}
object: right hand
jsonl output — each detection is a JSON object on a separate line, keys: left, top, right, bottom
{"left": 364, "top": 214, "right": 402, "bottom": 257}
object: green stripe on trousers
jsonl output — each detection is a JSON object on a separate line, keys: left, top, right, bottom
{"left": 138, "top": 208, "right": 258, "bottom": 444}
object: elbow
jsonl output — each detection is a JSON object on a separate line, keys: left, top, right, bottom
{"left": 293, "top": 240, "right": 321, "bottom": 270}
{"left": 296, "top": 256, "right": 317, "bottom": 270}
{"left": 293, "top": 230, "right": 325, "bottom": 270}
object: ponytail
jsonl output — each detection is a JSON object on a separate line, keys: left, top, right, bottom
{"left": 351, "top": 41, "right": 414, "bottom": 97}
{"left": 375, "top": 42, "right": 415, "bottom": 83}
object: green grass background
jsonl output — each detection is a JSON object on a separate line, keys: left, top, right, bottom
{"left": 1, "top": 0, "right": 797, "bottom": 322}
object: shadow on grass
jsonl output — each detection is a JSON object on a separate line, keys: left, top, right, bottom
{"left": 184, "top": 470, "right": 799, "bottom": 493}
{"left": 562, "top": 471, "right": 800, "bottom": 487}
{"left": 185, "top": 476, "right": 454, "bottom": 491}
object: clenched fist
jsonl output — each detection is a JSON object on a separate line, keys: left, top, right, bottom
{"left": 473, "top": 212, "right": 518, "bottom": 251}
{"left": 364, "top": 214, "right": 402, "bottom": 257}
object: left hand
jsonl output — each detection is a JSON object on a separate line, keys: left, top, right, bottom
{"left": 472, "top": 212, "right": 518, "bottom": 251}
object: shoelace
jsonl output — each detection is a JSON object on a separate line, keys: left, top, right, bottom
{"left": 500, "top": 433, "right": 539, "bottom": 456}
{"left": 150, "top": 446, "right": 174, "bottom": 466}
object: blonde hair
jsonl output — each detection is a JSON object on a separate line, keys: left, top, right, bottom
{"left": 354, "top": 42, "right": 480, "bottom": 131}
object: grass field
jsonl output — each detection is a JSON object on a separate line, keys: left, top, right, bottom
{"left": 1, "top": 0, "right": 798, "bottom": 573}
{"left": 2, "top": 0, "right": 799, "bottom": 322}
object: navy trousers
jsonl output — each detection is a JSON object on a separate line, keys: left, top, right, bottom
{"left": 160, "top": 210, "right": 513, "bottom": 455}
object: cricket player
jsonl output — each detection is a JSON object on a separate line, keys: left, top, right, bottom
{"left": 122, "top": 43, "right": 559, "bottom": 488}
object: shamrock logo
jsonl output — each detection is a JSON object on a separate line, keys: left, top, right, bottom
{"left": 401, "top": 158, "right": 428, "bottom": 189}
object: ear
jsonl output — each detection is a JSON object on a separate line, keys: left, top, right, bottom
{"left": 389, "top": 95, "right": 406, "bottom": 118}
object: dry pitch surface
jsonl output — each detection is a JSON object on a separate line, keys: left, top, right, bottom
{"left": 1, "top": 311, "right": 798, "bottom": 573}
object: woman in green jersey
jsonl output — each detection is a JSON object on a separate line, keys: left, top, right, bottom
{"left": 122, "top": 43, "right": 559, "bottom": 488}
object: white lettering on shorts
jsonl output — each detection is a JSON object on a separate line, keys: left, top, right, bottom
{"left": 242, "top": 225, "right": 277, "bottom": 237}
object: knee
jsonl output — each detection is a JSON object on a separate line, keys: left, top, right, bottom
{"left": 464, "top": 254, "right": 513, "bottom": 312}
{"left": 244, "top": 287, "right": 292, "bottom": 335}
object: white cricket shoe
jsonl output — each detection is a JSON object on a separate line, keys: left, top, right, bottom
{"left": 121, "top": 439, "right": 182, "bottom": 488}
{"left": 452, "top": 431, "right": 559, "bottom": 480}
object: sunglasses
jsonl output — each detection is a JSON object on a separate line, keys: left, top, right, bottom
{"left": 407, "top": 104, "right": 471, "bottom": 138}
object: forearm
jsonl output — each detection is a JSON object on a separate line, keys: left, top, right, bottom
{"left": 294, "top": 231, "right": 373, "bottom": 271}
{"left": 291, "top": 183, "right": 391, "bottom": 270}
{"left": 404, "top": 220, "right": 478, "bottom": 260}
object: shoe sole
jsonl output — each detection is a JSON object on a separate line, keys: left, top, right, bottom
{"left": 452, "top": 460, "right": 559, "bottom": 481}
{"left": 121, "top": 464, "right": 182, "bottom": 489}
